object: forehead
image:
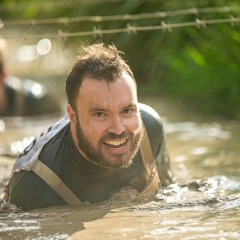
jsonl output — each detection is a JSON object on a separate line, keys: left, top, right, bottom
{"left": 78, "top": 74, "right": 137, "bottom": 109}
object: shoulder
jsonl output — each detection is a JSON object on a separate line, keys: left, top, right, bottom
{"left": 6, "top": 75, "right": 46, "bottom": 98}
{"left": 6, "top": 75, "right": 61, "bottom": 116}
{"left": 11, "top": 115, "right": 70, "bottom": 174}
{"left": 138, "top": 103, "right": 163, "bottom": 130}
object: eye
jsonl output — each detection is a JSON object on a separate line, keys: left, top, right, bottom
{"left": 94, "top": 112, "right": 106, "bottom": 117}
{"left": 122, "top": 107, "right": 136, "bottom": 115}
{"left": 123, "top": 108, "right": 132, "bottom": 114}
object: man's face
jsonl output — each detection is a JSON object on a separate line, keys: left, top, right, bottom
{"left": 68, "top": 73, "right": 143, "bottom": 170}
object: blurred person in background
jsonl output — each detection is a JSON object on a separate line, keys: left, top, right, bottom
{"left": 0, "top": 37, "right": 61, "bottom": 116}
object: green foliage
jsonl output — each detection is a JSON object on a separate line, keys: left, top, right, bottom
{"left": 0, "top": 0, "right": 239, "bottom": 118}
{"left": 159, "top": 23, "right": 240, "bottom": 119}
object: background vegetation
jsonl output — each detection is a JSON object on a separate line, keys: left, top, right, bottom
{"left": 0, "top": 0, "right": 239, "bottom": 119}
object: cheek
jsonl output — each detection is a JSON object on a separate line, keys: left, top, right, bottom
{"left": 125, "top": 115, "right": 142, "bottom": 133}
{"left": 83, "top": 121, "right": 107, "bottom": 141}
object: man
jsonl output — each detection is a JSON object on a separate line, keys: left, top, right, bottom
{"left": 0, "top": 37, "right": 61, "bottom": 116}
{"left": 5, "top": 43, "right": 174, "bottom": 210}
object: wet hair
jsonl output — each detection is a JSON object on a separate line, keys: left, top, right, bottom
{"left": 66, "top": 42, "right": 135, "bottom": 110}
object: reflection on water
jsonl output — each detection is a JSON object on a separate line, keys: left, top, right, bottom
{"left": 0, "top": 97, "right": 239, "bottom": 239}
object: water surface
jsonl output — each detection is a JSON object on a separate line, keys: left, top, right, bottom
{"left": 0, "top": 96, "right": 239, "bottom": 239}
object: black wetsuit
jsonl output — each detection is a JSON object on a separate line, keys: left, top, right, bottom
{"left": 2, "top": 75, "right": 61, "bottom": 116}
{"left": 7, "top": 104, "right": 174, "bottom": 210}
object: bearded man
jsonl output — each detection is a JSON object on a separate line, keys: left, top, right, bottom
{"left": 5, "top": 43, "right": 174, "bottom": 210}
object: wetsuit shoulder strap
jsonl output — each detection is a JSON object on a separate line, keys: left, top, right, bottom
{"left": 136, "top": 123, "right": 161, "bottom": 200}
{"left": 32, "top": 160, "right": 81, "bottom": 206}
{"left": 140, "top": 123, "right": 155, "bottom": 176}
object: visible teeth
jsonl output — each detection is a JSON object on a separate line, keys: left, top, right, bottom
{"left": 105, "top": 138, "right": 126, "bottom": 146}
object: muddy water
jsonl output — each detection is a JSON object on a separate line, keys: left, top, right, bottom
{"left": 0, "top": 96, "right": 239, "bottom": 240}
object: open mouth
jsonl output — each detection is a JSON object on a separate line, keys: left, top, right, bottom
{"left": 104, "top": 138, "right": 127, "bottom": 149}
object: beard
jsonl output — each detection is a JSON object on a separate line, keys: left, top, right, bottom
{"left": 75, "top": 118, "right": 144, "bottom": 170}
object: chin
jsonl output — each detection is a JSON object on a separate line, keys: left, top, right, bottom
{"left": 111, "top": 158, "right": 133, "bottom": 169}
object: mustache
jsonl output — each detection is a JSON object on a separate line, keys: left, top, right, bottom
{"left": 102, "top": 131, "right": 130, "bottom": 141}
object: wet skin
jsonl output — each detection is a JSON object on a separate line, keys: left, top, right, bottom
{"left": 67, "top": 73, "right": 143, "bottom": 169}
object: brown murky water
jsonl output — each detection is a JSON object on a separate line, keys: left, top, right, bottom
{"left": 0, "top": 96, "right": 239, "bottom": 240}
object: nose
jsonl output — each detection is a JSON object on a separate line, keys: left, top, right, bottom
{"left": 108, "top": 115, "right": 125, "bottom": 135}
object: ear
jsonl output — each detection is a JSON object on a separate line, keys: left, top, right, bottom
{"left": 67, "top": 104, "right": 77, "bottom": 124}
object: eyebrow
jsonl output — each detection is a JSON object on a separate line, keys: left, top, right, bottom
{"left": 89, "top": 107, "right": 106, "bottom": 113}
{"left": 123, "top": 103, "right": 137, "bottom": 109}
{"left": 89, "top": 103, "right": 137, "bottom": 112}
